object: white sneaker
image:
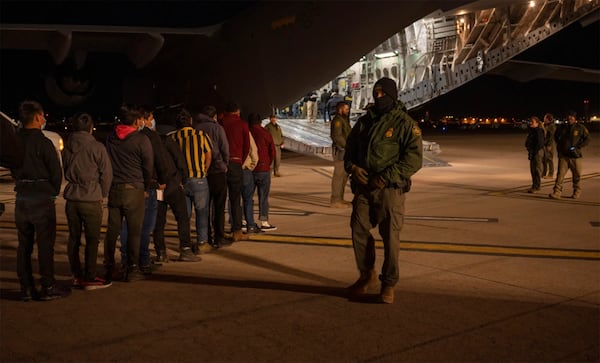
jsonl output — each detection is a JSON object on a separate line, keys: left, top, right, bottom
{"left": 260, "top": 221, "right": 277, "bottom": 231}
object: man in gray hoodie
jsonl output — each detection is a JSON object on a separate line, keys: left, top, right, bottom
{"left": 63, "top": 113, "right": 113, "bottom": 290}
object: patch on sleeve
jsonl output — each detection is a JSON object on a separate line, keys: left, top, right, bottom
{"left": 334, "top": 120, "right": 341, "bottom": 128}
{"left": 412, "top": 125, "right": 422, "bottom": 136}
{"left": 385, "top": 128, "right": 394, "bottom": 138}
{"left": 573, "top": 130, "right": 579, "bottom": 136}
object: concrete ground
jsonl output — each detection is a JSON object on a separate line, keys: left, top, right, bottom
{"left": 0, "top": 130, "right": 598, "bottom": 362}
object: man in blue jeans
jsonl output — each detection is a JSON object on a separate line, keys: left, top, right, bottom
{"left": 172, "top": 109, "right": 212, "bottom": 254}
{"left": 120, "top": 107, "right": 174, "bottom": 273}
{"left": 248, "top": 113, "right": 277, "bottom": 231}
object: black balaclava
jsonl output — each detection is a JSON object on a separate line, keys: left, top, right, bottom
{"left": 373, "top": 77, "right": 397, "bottom": 114}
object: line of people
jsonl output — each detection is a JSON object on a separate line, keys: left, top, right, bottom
{"left": 6, "top": 100, "right": 281, "bottom": 301}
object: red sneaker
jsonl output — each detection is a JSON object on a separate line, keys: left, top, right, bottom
{"left": 82, "top": 277, "right": 112, "bottom": 291}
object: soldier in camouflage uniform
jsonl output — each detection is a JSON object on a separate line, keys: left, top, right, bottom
{"left": 344, "top": 78, "right": 423, "bottom": 304}
{"left": 549, "top": 110, "right": 590, "bottom": 200}
{"left": 330, "top": 101, "right": 352, "bottom": 207}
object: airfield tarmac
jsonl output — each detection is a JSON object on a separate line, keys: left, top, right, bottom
{"left": 0, "top": 130, "right": 598, "bottom": 362}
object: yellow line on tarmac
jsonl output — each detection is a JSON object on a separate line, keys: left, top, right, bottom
{"left": 1, "top": 222, "right": 598, "bottom": 260}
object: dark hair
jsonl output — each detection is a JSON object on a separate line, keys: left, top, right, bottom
{"left": 119, "top": 103, "right": 143, "bottom": 126}
{"left": 202, "top": 105, "right": 217, "bottom": 118}
{"left": 176, "top": 108, "right": 192, "bottom": 128}
{"left": 336, "top": 101, "right": 348, "bottom": 112}
{"left": 19, "top": 100, "right": 43, "bottom": 126}
{"left": 137, "top": 105, "right": 153, "bottom": 119}
{"left": 225, "top": 102, "right": 240, "bottom": 113}
{"left": 72, "top": 113, "right": 94, "bottom": 132}
{"left": 269, "top": 114, "right": 277, "bottom": 119}
{"left": 567, "top": 110, "right": 577, "bottom": 117}
{"left": 247, "top": 113, "right": 262, "bottom": 125}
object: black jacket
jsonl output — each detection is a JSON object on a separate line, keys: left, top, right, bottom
{"left": 12, "top": 128, "right": 62, "bottom": 198}
{"left": 105, "top": 126, "right": 153, "bottom": 191}
{"left": 159, "top": 132, "right": 188, "bottom": 197}
{"left": 0, "top": 117, "right": 24, "bottom": 169}
{"left": 141, "top": 127, "right": 171, "bottom": 188}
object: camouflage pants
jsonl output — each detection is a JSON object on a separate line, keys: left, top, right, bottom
{"left": 553, "top": 157, "right": 582, "bottom": 194}
{"left": 350, "top": 187, "right": 405, "bottom": 287}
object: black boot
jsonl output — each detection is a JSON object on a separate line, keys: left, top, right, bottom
{"left": 20, "top": 285, "right": 38, "bottom": 302}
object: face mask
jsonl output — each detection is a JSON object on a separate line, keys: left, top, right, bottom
{"left": 374, "top": 95, "right": 394, "bottom": 114}
{"left": 150, "top": 118, "right": 156, "bottom": 130}
{"left": 41, "top": 121, "right": 46, "bottom": 130}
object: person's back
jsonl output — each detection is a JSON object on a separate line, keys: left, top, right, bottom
{"left": 194, "top": 106, "right": 230, "bottom": 249}
{"left": 103, "top": 104, "right": 153, "bottom": 282}
{"left": 63, "top": 113, "right": 113, "bottom": 290}
{"left": 221, "top": 112, "right": 250, "bottom": 164}
{"left": 63, "top": 130, "right": 112, "bottom": 202}
{"left": 12, "top": 100, "right": 67, "bottom": 301}
{"left": 106, "top": 126, "right": 153, "bottom": 190}
{"left": 195, "top": 112, "right": 229, "bottom": 175}
{"left": 172, "top": 108, "right": 213, "bottom": 252}
{"left": 13, "top": 130, "right": 62, "bottom": 199}
{"left": 221, "top": 103, "right": 250, "bottom": 241}
{"left": 249, "top": 113, "right": 277, "bottom": 231}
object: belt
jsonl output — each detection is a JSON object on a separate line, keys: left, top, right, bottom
{"left": 18, "top": 178, "right": 48, "bottom": 183}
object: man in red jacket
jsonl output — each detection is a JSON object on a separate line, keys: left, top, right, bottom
{"left": 220, "top": 102, "right": 250, "bottom": 241}
{"left": 248, "top": 113, "right": 277, "bottom": 231}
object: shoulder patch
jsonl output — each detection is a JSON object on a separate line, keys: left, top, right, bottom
{"left": 385, "top": 128, "right": 394, "bottom": 138}
{"left": 334, "top": 120, "right": 341, "bottom": 128}
{"left": 412, "top": 125, "right": 422, "bottom": 136}
{"left": 573, "top": 130, "right": 579, "bottom": 136}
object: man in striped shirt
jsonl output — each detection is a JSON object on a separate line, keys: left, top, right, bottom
{"left": 172, "top": 109, "right": 212, "bottom": 254}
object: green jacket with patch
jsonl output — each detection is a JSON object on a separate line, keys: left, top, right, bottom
{"left": 344, "top": 102, "right": 422, "bottom": 189}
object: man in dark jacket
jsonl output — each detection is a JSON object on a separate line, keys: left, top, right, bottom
{"left": 344, "top": 78, "right": 423, "bottom": 304}
{"left": 12, "top": 100, "right": 68, "bottom": 301}
{"left": 104, "top": 104, "right": 154, "bottom": 282}
{"left": 194, "top": 105, "right": 230, "bottom": 249}
{"left": 63, "top": 113, "right": 113, "bottom": 290}
{"left": 120, "top": 107, "right": 173, "bottom": 272}
{"left": 549, "top": 110, "right": 590, "bottom": 200}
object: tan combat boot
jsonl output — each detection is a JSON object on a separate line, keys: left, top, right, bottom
{"left": 347, "top": 270, "right": 377, "bottom": 297}
{"left": 232, "top": 230, "right": 246, "bottom": 242}
{"left": 549, "top": 191, "right": 561, "bottom": 200}
{"left": 572, "top": 190, "right": 581, "bottom": 199}
{"left": 379, "top": 285, "right": 394, "bottom": 304}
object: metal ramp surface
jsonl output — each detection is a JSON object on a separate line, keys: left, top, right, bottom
{"left": 273, "top": 118, "right": 448, "bottom": 168}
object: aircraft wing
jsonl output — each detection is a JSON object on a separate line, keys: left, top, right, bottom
{"left": 488, "top": 60, "right": 600, "bottom": 83}
{"left": 0, "top": 23, "right": 221, "bottom": 68}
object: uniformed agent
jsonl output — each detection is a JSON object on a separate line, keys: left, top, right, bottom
{"left": 330, "top": 101, "right": 352, "bottom": 207}
{"left": 549, "top": 110, "right": 590, "bottom": 200}
{"left": 344, "top": 77, "right": 423, "bottom": 304}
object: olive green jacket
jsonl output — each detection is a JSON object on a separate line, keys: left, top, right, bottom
{"left": 344, "top": 102, "right": 423, "bottom": 188}
{"left": 264, "top": 122, "right": 284, "bottom": 146}
{"left": 330, "top": 113, "right": 351, "bottom": 161}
